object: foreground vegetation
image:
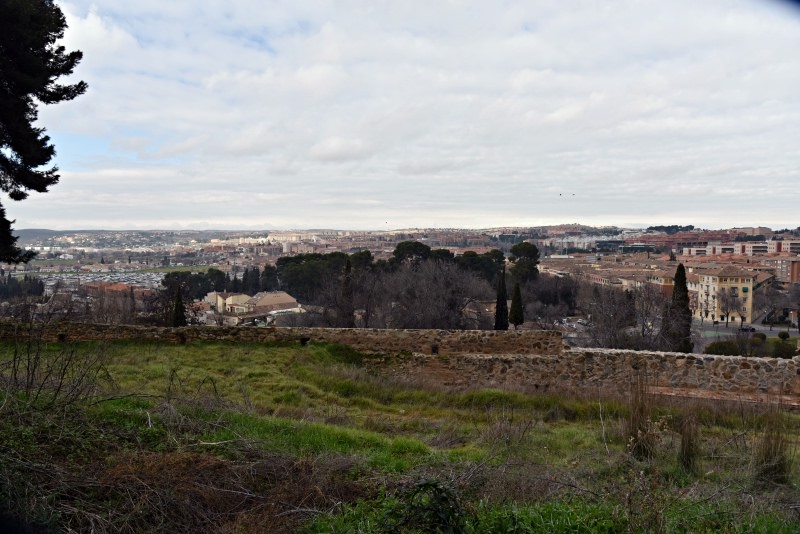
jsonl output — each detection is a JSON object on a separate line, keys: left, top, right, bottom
{"left": 1, "top": 335, "right": 799, "bottom": 532}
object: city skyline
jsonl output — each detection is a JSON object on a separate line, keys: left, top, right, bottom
{"left": 12, "top": 0, "right": 800, "bottom": 231}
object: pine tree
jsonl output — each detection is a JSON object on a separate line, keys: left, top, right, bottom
{"left": 494, "top": 267, "right": 509, "bottom": 330}
{"left": 0, "top": 0, "right": 87, "bottom": 262}
{"left": 171, "top": 286, "right": 187, "bottom": 327}
{"left": 509, "top": 282, "right": 524, "bottom": 330}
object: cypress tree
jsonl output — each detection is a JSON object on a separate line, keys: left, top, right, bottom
{"left": 341, "top": 259, "right": 355, "bottom": 328}
{"left": 494, "top": 267, "right": 509, "bottom": 330}
{"left": 509, "top": 282, "right": 524, "bottom": 330}
{"left": 666, "top": 263, "right": 693, "bottom": 353}
{"left": 171, "top": 286, "right": 187, "bottom": 327}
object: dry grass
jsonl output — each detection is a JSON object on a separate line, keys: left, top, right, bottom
{"left": 625, "top": 371, "right": 658, "bottom": 460}
{"left": 678, "top": 411, "right": 700, "bottom": 474}
{"left": 752, "top": 400, "right": 794, "bottom": 486}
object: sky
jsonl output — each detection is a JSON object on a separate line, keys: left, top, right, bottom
{"left": 11, "top": 0, "right": 800, "bottom": 231}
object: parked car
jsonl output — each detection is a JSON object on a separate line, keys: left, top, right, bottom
{"left": 738, "top": 325, "right": 756, "bottom": 333}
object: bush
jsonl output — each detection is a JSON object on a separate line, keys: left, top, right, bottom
{"left": 772, "top": 342, "right": 796, "bottom": 359}
{"left": 703, "top": 340, "right": 741, "bottom": 356}
{"left": 0, "top": 330, "right": 108, "bottom": 413}
{"left": 752, "top": 332, "right": 767, "bottom": 342}
{"left": 386, "top": 479, "right": 466, "bottom": 533}
{"left": 778, "top": 331, "right": 790, "bottom": 341}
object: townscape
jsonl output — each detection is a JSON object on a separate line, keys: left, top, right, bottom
{"left": 3, "top": 1, "right": 800, "bottom": 532}
{"left": 6, "top": 224, "right": 799, "bottom": 356}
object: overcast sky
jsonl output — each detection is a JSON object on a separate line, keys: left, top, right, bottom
{"left": 12, "top": 0, "right": 800, "bottom": 231}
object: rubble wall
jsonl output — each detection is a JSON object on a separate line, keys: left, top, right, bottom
{"left": 0, "top": 322, "right": 797, "bottom": 396}
{"left": 0, "top": 322, "right": 563, "bottom": 355}
{"left": 378, "top": 350, "right": 800, "bottom": 396}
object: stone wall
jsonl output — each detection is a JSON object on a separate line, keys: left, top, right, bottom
{"left": 0, "top": 322, "right": 564, "bottom": 356}
{"left": 378, "top": 349, "right": 800, "bottom": 397}
{"left": 1, "top": 321, "right": 797, "bottom": 397}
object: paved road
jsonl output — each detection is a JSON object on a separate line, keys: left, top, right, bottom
{"left": 692, "top": 317, "right": 796, "bottom": 340}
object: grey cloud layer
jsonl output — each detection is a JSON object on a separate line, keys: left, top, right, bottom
{"left": 15, "top": 0, "right": 800, "bottom": 230}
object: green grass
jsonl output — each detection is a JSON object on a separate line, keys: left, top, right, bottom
{"left": 1, "top": 338, "right": 800, "bottom": 532}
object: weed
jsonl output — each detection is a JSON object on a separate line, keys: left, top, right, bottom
{"left": 477, "top": 408, "right": 534, "bottom": 454}
{"left": 752, "top": 401, "right": 794, "bottom": 486}
{"left": 387, "top": 479, "right": 466, "bottom": 534}
{"left": 625, "top": 372, "right": 658, "bottom": 460}
{"left": 677, "top": 411, "right": 700, "bottom": 474}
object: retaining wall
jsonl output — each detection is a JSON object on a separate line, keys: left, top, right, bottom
{"left": 378, "top": 349, "right": 800, "bottom": 397}
{"left": 0, "top": 322, "right": 564, "bottom": 356}
{"left": 0, "top": 321, "right": 797, "bottom": 397}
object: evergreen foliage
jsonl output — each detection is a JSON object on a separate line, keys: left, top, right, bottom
{"left": 0, "top": 274, "right": 45, "bottom": 299}
{"left": 663, "top": 264, "right": 693, "bottom": 353}
{"left": 391, "top": 241, "right": 431, "bottom": 268}
{"left": 494, "top": 267, "right": 509, "bottom": 330}
{"left": 171, "top": 286, "right": 187, "bottom": 327}
{"left": 508, "top": 242, "right": 540, "bottom": 284}
{"left": 454, "top": 249, "right": 505, "bottom": 285}
{"left": 0, "top": 0, "right": 87, "bottom": 262}
{"left": 509, "top": 282, "right": 524, "bottom": 329}
{"left": 340, "top": 259, "right": 355, "bottom": 328}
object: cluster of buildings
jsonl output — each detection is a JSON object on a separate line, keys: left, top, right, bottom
{"left": 8, "top": 224, "right": 799, "bottom": 328}
{"left": 197, "top": 291, "right": 301, "bottom": 326}
{"left": 542, "top": 250, "right": 793, "bottom": 326}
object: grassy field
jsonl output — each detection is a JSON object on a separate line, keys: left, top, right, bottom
{"left": 1, "top": 337, "right": 799, "bottom": 532}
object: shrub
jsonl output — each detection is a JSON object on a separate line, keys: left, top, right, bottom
{"left": 0, "top": 330, "right": 108, "bottom": 413}
{"left": 772, "top": 342, "right": 796, "bottom": 359}
{"left": 778, "top": 331, "right": 790, "bottom": 341}
{"left": 387, "top": 479, "right": 466, "bottom": 533}
{"left": 748, "top": 335, "right": 767, "bottom": 357}
{"left": 703, "top": 340, "right": 741, "bottom": 356}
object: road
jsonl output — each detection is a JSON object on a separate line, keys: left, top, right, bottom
{"left": 691, "top": 317, "right": 800, "bottom": 354}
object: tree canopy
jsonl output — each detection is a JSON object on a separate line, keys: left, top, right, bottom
{"left": 508, "top": 242, "right": 540, "bottom": 284}
{"left": 0, "top": 0, "right": 87, "bottom": 262}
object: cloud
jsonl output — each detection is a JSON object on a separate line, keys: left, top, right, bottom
{"left": 19, "top": 0, "right": 800, "bottom": 230}
{"left": 309, "top": 137, "right": 372, "bottom": 161}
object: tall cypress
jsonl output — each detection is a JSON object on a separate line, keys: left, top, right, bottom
{"left": 494, "top": 267, "right": 509, "bottom": 330}
{"left": 509, "top": 282, "right": 524, "bottom": 330}
{"left": 171, "top": 286, "right": 188, "bottom": 327}
{"left": 666, "top": 264, "right": 693, "bottom": 353}
{"left": 341, "top": 259, "right": 355, "bottom": 328}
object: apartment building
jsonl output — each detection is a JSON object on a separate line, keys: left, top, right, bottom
{"left": 691, "top": 266, "right": 754, "bottom": 324}
{"left": 761, "top": 257, "right": 800, "bottom": 284}
{"left": 687, "top": 240, "right": 800, "bottom": 257}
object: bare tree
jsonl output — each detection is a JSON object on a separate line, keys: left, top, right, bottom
{"left": 753, "top": 283, "right": 783, "bottom": 329}
{"left": 717, "top": 287, "right": 738, "bottom": 328}
{"left": 381, "top": 260, "right": 493, "bottom": 330}
{"left": 584, "top": 284, "right": 636, "bottom": 349}
{"left": 629, "top": 283, "right": 668, "bottom": 350}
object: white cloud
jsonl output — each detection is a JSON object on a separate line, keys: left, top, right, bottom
{"left": 19, "top": 0, "right": 800, "bottom": 230}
